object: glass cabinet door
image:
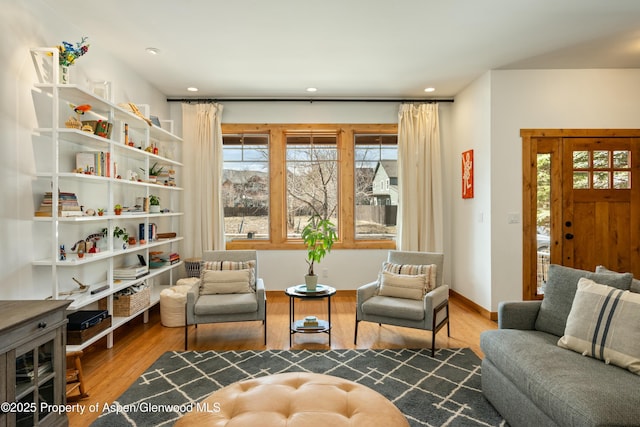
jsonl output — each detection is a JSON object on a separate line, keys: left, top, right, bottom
{"left": 14, "top": 337, "right": 56, "bottom": 426}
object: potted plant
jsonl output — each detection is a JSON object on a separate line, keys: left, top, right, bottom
{"left": 149, "top": 195, "right": 160, "bottom": 213}
{"left": 102, "top": 226, "right": 129, "bottom": 250}
{"left": 301, "top": 215, "right": 337, "bottom": 291}
{"left": 97, "top": 208, "right": 104, "bottom": 216}
{"left": 140, "top": 162, "right": 165, "bottom": 183}
{"left": 114, "top": 204, "right": 122, "bottom": 215}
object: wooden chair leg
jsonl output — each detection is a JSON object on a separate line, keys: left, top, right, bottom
{"left": 66, "top": 350, "right": 88, "bottom": 401}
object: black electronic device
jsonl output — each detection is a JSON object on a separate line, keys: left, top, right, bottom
{"left": 67, "top": 310, "right": 108, "bottom": 331}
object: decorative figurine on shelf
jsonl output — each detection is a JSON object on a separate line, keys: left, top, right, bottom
{"left": 69, "top": 103, "right": 92, "bottom": 115}
{"left": 59, "top": 245, "right": 66, "bottom": 261}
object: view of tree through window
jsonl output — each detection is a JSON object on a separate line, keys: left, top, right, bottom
{"left": 355, "top": 134, "right": 398, "bottom": 239}
{"left": 221, "top": 123, "right": 398, "bottom": 249}
{"left": 222, "top": 134, "right": 269, "bottom": 240}
{"left": 286, "top": 133, "right": 338, "bottom": 238}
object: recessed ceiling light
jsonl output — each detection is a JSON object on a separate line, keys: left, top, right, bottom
{"left": 187, "top": 87, "right": 198, "bottom": 92}
{"left": 424, "top": 87, "right": 436, "bottom": 93}
{"left": 306, "top": 87, "right": 318, "bottom": 92}
{"left": 145, "top": 47, "right": 160, "bottom": 55}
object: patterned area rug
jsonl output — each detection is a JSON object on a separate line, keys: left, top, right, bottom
{"left": 91, "top": 348, "right": 506, "bottom": 427}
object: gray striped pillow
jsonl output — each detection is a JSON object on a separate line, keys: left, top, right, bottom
{"left": 558, "top": 278, "right": 640, "bottom": 375}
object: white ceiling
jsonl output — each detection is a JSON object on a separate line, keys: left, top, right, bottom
{"left": 46, "top": 0, "right": 640, "bottom": 99}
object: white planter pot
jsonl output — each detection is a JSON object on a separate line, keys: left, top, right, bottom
{"left": 150, "top": 205, "right": 161, "bottom": 213}
{"left": 304, "top": 274, "right": 318, "bottom": 291}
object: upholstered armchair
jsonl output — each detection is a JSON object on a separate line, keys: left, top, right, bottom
{"left": 185, "top": 250, "right": 266, "bottom": 350}
{"left": 354, "top": 250, "right": 449, "bottom": 356}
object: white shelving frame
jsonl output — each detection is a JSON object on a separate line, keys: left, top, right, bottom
{"left": 30, "top": 47, "right": 184, "bottom": 351}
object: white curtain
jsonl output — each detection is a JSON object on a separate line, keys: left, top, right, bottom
{"left": 397, "top": 103, "right": 443, "bottom": 252}
{"left": 181, "top": 103, "right": 225, "bottom": 257}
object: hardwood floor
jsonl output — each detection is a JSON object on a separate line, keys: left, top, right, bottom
{"left": 68, "top": 292, "right": 497, "bottom": 427}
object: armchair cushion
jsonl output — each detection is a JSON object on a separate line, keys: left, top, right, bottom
{"left": 200, "top": 269, "right": 253, "bottom": 295}
{"left": 194, "top": 293, "right": 258, "bottom": 315}
{"left": 361, "top": 296, "right": 425, "bottom": 321}
{"left": 377, "top": 271, "right": 426, "bottom": 300}
{"left": 382, "top": 262, "right": 437, "bottom": 292}
{"left": 201, "top": 260, "right": 256, "bottom": 289}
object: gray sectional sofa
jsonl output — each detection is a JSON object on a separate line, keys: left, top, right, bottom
{"left": 480, "top": 265, "right": 640, "bottom": 427}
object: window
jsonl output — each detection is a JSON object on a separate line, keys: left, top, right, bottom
{"left": 221, "top": 124, "right": 397, "bottom": 249}
{"left": 286, "top": 132, "right": 338, "bottom": 238}
{"left": 222, "top": 134, "right": 269, "bottom": 240}
{"left": 354, "top": 134, "right": 398, "bottom": 240}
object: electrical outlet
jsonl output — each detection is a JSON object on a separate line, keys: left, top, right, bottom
{"left": 322, "top": 268, "right": 329, "bottom": 278}
{"left": 507, "top": 212, "right": 521, "bottom": 224}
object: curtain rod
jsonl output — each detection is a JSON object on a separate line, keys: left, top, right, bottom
{"left": 167, "top": 97, "right": 454, "bottom": 103}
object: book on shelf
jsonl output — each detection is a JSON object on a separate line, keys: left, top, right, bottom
{"left": 75, "top": 151, "right": 110, "bottom": 177}
{"left": 294, "top": 319, "right": 324, "bottom": 330}
{"left": 113, "top": 264, "right": 149, "bottom": 279}
{"left": 34, "top": 191, "right": 81, "bottom": 217}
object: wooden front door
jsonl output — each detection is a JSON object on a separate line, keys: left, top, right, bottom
{"left": 522, "top": 130, "right": 640, "bottom": 300}
{"left": 562, "top": 137, "right": 640, "bottom": 273}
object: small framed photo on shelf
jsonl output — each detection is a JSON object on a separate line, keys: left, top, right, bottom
{"left": 150, "top": 115, "right": 161, "bottom": 128}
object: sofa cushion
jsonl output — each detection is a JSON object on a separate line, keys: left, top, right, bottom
{"left": 558, "top": 278, "right": 640, "bottom": 374}
{"left": 480, "top": 329, "right": 640, "bottom": 426}
{"left": 535, "top": 264, "right": 632, "bottom": 337}
{"left": 200, "top": 269, "right": 253, "bottom": 295}
{"left": 194, "top": 293, "right": 258, "bottom": 315}
{"left": 595, "top": 265, "right": 640, "bottom": 293}
{"left": 377, "top": 271, "right": 426, "bottom": 300}
{"left": 361, "top": 296, "right": 425, "bottom": 321}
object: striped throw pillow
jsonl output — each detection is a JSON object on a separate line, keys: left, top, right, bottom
{"left": 201, "top": 260, "right": 256, "bottom": 290}
{"left": 382, "top": 262, "right": 437, "bottom": 293}
{"left": 558, "top": 278, "right": 640, "bottom": 375}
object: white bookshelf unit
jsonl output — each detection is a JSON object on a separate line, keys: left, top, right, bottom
{"left": 30, "top": 48, "right": 183, "bottom": 351}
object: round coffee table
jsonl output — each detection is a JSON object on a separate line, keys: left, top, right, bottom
{"left": 285, "top": 284, "right": 336, "bottom": 346}
{"left": 175, "top": 372, "right": 409, "bottom": 427}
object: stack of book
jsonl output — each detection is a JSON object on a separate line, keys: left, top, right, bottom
{"left": 113, "top": 264, "right": 149, "bottom": 279}
{"left": 34, "top": 192, "right": 82, "bottom": 217}
{"left": 168, "top": 253, "right": 180, "bottom": 264}
{"left": 303, "top": 316, "right": 319, "bottom": 327}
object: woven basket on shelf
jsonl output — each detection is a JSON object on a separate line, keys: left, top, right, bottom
{"left": 99, "top": 287, "right": 150, "bottom": 317}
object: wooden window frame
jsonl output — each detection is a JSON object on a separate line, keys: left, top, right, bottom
{"left": 223, "top": 123, "right": 398, "bottom": 250}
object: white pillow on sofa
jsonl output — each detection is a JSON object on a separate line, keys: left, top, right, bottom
{"left": 200, "top": 269, "right": 253, "bottom": 295}
{"left": 558, "top": 278, "right": 640, "bottom": 375}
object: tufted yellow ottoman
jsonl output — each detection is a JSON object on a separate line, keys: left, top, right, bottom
{"left": 175, "top": 372, "right": 409, "bottom": 427}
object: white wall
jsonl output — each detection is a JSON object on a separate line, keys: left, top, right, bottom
{"left": 0, "top": 1, "right": 172, "bottom": 299}
{"left": 450, "top": 73, "right": 493, "bottom": 309}
{"left": 461, "top": 69, "right": 640, "bottom": 312}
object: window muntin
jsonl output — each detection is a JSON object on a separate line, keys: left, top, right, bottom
{"left": 572, "top": 149, "right": 631, "bottom": 190}
{"left": 222, "top": 134, "right": 269, "bottom": 240}
{"left": 354, "top": 134, "right": 398, "bottom": 240}
{"left": 286, "top": 133, "right": 338, "bottom": 238}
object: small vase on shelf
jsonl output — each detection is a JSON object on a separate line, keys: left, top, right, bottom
{"left": 59, "top": 65, "right": 70, "bottom": 84}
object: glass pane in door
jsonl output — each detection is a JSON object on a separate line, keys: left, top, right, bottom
{"left": 537, "top": 153, "right": 551, "bottom": 294}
